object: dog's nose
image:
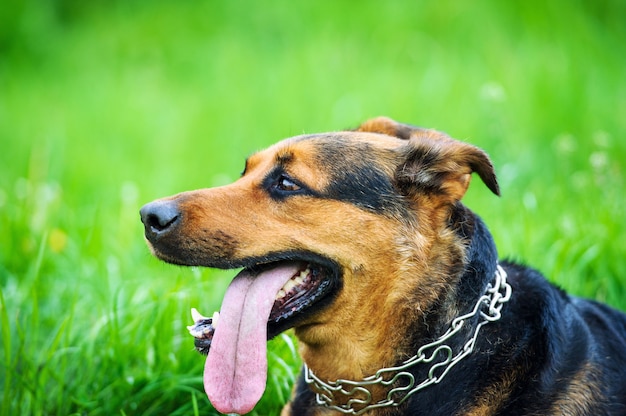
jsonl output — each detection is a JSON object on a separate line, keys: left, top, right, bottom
{"left": 140, "top": 200, "right": 181, "bottom": 239}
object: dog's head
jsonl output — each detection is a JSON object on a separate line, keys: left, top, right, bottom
{"left": 140, "top": 117, "right": 499, "bottom": 414}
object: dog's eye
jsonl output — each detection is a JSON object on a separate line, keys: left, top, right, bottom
{"left": 276, "top": 176, "right": 301, "bottom": 192}
{"left": 264, "top": 171, "right": 308, "bottom": 198}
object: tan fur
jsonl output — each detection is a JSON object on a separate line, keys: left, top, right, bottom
{"left": 549, "top": 363, "right": 605, "bottom": 415}
{"left": 462, "top": 371, "right": 518, "bottom": 416}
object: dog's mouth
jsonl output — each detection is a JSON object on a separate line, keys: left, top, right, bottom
{"left": 186, "top": 257, "right": 339, "bottom": 414}
{"left": 188, "top": 260, "right": 335, "bottom": 352}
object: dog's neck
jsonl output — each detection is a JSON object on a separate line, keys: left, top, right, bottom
{"left": 451, "top": 212, "right": 500, "bottom": 318}
{"left": 304, "top": 266, "right": 510, "bottom": 414}
{"left": 301, "top": 211, "right": 509, "bottom": 414}
{"left": 407, "top": 209, "right": 501, "bottom": 362}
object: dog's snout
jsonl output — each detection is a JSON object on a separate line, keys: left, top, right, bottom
{"left": 140, "top": 200, "right": 181, "bottom": 239}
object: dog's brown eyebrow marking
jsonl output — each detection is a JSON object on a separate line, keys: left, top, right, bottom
{"left": 241, "top": 150, "right": 295, "bottom": 177}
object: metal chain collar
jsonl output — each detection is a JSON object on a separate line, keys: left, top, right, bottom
{"left": 304, "top": 264, "right": 512, "bottom": 415}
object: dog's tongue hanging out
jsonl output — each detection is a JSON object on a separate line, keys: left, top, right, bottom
{"left": 204, "top": 262, "right": 301, "bottom": 414}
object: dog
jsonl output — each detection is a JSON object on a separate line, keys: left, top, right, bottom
{"left": 140, "top": 117, "right": 626, "bottom": 415}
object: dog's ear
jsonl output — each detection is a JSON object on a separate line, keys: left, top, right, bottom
{"left": 356, "top": 117, "right": 500, "bottom": 201}
{"left": 355, "top": 116, "right": 426, "bottom": 140}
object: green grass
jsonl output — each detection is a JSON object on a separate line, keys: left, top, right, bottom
{"left": 1, "top": 0, "right": 625, "bottom": 414}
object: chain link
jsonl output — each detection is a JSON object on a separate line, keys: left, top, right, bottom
{"left": 304, "top": 264, "right": 512, "bottom": 415}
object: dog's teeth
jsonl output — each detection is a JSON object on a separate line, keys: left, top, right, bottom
{"left": 283, "top": 279, "right": 297, "bottom": 292}
{"left": 191, "top": 307, "right": 209, "bottom": 322}
{"left": 187, "top": 324, "right": 202, "bottom": 337}
{"left": 276, "top": 289, "right": 287, "bottom": 299}
{"left": 212, "top": 311, "right": 220, "bottom": 327}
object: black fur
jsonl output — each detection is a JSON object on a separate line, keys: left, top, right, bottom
{"left": 312, "top": 136, "right": 407, "bottom": 215}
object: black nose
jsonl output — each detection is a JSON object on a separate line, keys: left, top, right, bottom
{"left": 140, "top": 200, "right": 181, "bottom": 239}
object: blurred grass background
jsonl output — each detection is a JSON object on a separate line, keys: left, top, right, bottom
{"left": 1, "top": 0, "right": 625, "bottom": 414}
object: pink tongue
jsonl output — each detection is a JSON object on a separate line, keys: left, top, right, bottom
{"left": 204, "top": 262, "right": 301, "bottom": 414}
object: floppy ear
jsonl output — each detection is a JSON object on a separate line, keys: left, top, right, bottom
{"left": 356, "top": 117, "right": 500, "bottom": 202}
